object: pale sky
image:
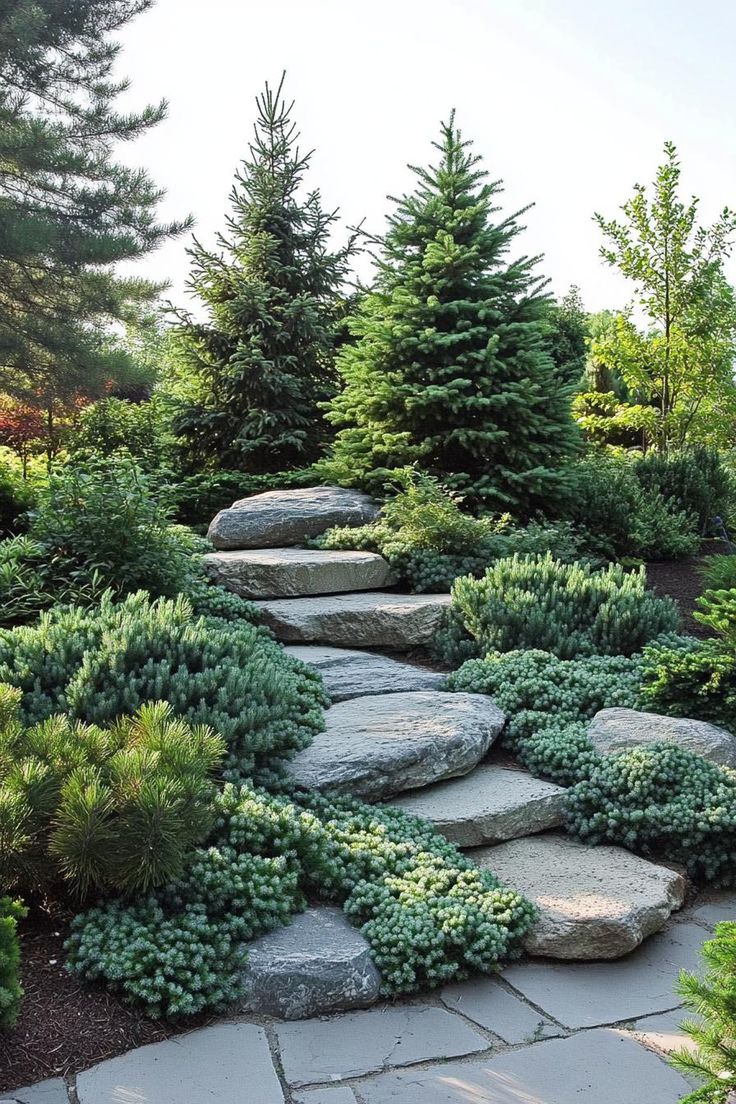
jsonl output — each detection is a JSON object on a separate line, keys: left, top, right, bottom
{"left": 115, "top": 0, "right": 736, "bottom": 315}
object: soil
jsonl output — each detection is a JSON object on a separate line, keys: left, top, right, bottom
{"left": 0, "top": 907, "right": 213, "bottom": 1094}
{"left": 645, "top": 539, "right": 722, "bottom": 638}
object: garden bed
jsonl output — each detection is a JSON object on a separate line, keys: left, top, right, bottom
{"left": 645, "top": 541, "right": 722, "bottom": 638}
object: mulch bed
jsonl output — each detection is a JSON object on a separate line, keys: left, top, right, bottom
{"left": 645, "top": 539, "right": 722, "bottom": 638}
{"left": 0, "top": 907, "right": 214, "bottom": 1094}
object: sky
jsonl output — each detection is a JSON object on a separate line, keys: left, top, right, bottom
{"left": 114, "top": 0, "right": 736, "bottom": 315}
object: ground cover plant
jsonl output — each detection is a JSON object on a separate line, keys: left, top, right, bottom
{"left": 0, "top": 896, "right": 24, "bottom": 1029}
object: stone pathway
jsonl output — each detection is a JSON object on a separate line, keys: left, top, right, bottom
{"left": 7, "top": 487, "right": 733, "bottom": 1102}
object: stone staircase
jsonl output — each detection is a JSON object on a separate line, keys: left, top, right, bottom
{"left": 204, "top": 486, "right": 696, "bottom": 1018}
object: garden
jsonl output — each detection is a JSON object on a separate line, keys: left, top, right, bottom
{"left": 1, "top": 3, "right": 736, "bottom": 1102}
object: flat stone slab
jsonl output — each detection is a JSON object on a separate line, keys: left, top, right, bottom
{"left": 689, "top": 890, "right": 736, "bottom": 928}
{"left": 388, "top": 763, "right": 566, "bottom": 847}
{"left": 208, "top": 486, "right": 378, "bottom": 550}
{"left": 623, "top": 1010, "right": 699, "bottom": 1058}
{"left": 284, "top": 646, "right": 446, "bottom": 701}
{"left": 75, "top": 1023, "right": 283, "bottom": 1104}
{"left": 285, "top": 692, "right": 504, "bottom": 800}
{"left": 255, "top": 591, "right": 453, "bottom": 649}
{"left": 471, "top": 834, "right": 686, "bottom": 959}
{"left": 588, "top": 707, "right": 736, "bottom": 767}
{"left": 0, "top": 1082, "right": 68, "bottom": 1104}
{"left": 357, "top": 1028, "right": 691, "bottom": 1103}
{"left": 202, "top": 548, "right": 394, "bottom": 598}
{"left": 440, "top": 976, "right": 560, "bottom": 1043}
{"left": 294, "top": 1090, "right": 357, "bottom": 1104}
{"left": 275, "top": 1004, "right": 487, "bottom": 1086}
{"left": 241, "top": 907, "right": 380, "bottom": 1019}
{"left": 502, "top": 920, "right": 707, "bottom": 1028}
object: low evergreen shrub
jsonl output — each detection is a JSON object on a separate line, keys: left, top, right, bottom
{"left": 438, "top": 554, "right": 679, "bottom": 662}
{"left": 0, "top": 895, "right": 25, "bottom": 1029}
{"left": 635, "top": 447, "right": 731, "bottom": 535}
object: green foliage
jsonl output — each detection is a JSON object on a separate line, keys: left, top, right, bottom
{"left": 0, "top": 537, "right": 53, "bottom": 627}
{"left": 0, "top": 462, "right": 35, "bottom": 537}
{"left": 0, "top": 591, "right": 326, "bottom": 780}
{"left": 0, "top": 692, "right": 224, "bottom": 897}
{"left": 671, "top": 921, "right": 736, "bottom": 1103}
{"left": 170, "top": 468, "right": 317, "bottom": 528}
{"left": 635, "top": 448, "right": 731, "bottom": 534}
{"left": 326, "top": 114, "right": 579, "bottom": 513}
{"left": 542, "top": 285, "right": 589, "bottom": 386}
{"left": 0, "top": 895, "right": 25, "bottom": 1029}
{"left": 562, "top": 455, "right": 700, "bottom": 561}
{"left": 440, "top": 554, "right": 679, "bottom": 662}
{"left": 67, "top": 783, "right": 535, "bottom": 1016}
{"left": 68, "top": 397, "right": 173, "bottom": 471}
{"left": 172, "top": 76, "right": 354, "bottom": 473}
{"left": 567, "top": 745, "right": 736, "bottom": 883}
{"left": 700, "top": 555, "right": 736, "bottom": 593}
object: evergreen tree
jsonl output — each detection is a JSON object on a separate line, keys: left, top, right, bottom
{"left": 0, "top": 1, "right": 190, "bottom": 419}
{"left": 172, "top": 75, "right": 355, "bottom": 473}
{"left": 543, "top": 285, "right": 589, "bottom": 385}
{"left": 326, "top": 115, "right": 579, "bottom": 513}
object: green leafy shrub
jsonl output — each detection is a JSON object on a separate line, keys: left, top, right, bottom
{"left": 635, "top": 447, "right": 731, "bottom": 534}
{"left": 567, "top": 744, "right": 736, "bottom": 883}
{"left": 68, "top": 397, "right": 173, "bottom": 471}
{"left": 0, "top": 895, "right": 25, "bottom": 1029}
{"left": 0, "top": 691, "right": 224, "bottom": 897}
{"left": 439, "top": 554, "right": 679, "bottom": 662}
{"left": 0, "top": 537, "right": 54, "bottom": 627}
{"left": 67, "top": 783, "right": 535, "bottom": 1016}
{"left": 0, "top": 462, "right": 35, "bottom": 538}
{"left": 0, "top": 592, "right": 326, "bottom": 779}
{"left": 671, "top": 920, "right": 736, "bottom": 1103}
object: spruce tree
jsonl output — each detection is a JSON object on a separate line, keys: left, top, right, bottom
{"left": 327, "top": 115, "right": 579, "bottom": 513}
{"left": 172, "top": 75, "right": 355, "bottom": 473}
{"left": 0, "top": 1, "right": 190, "bottom": 415}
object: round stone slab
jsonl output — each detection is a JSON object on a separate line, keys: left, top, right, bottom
{"left": 201, "top": 548, "right": 395, "bottom": 599}
{"left": 285, "top": 691, "right": 505, "bottom": 800}
{"left": 283, "top": 645, "right": 447, "bottom": 701}
{"left": 241, "top": 907, "right": 381, "bottom": 1019}
{"left": 471, "top": 834, "right": 687, "bottom": 959}
{"left": 207, "top": 486, "right": 378, "bottom": 550}
{"left": 255, "top": 591, "right": 453, "bottom": 649}
{"left": 388, "top": 762, "right": 567, "bottom": 847}
{"left": 588, "top": 707, "right": 736, "bottom": 768}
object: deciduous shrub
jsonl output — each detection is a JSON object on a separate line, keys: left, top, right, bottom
{"left": 671, "top": 920, "right": 736, "bottom": 1103}
{"left": 0, "top": 462, "right": 35, "bottom": 537}
{"left": 438, "top": 554, "right": 679, "bottom": 663}
{"left": 0, "top": 895, "right": 25, "bottom": 1029}
{"left": 0, "top": 591, "right": 326, "bottom": 779}
{"left": 0, "top": 690, "right": 224, "bottom": 896}
{"left": 66, "top": 784, "right": 536, "bottom": 1016}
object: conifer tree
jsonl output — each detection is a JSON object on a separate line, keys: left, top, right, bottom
{"left": 326, "top": 115, "right": 579, "bottom": 513}
{"left": 172, "top": 76, "right": 355, "bottom": 472}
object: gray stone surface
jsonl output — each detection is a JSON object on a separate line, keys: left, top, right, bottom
{"left": 689, "top": 891, "right": 736, "bottom": 929}
{"left": 75, "top": 1023, "right": 283, "bottom": 1104}
{"left": 502, "top": 920, "right": 707, "bottom": 1028}
{"left": 588, "top": 707, "right": 736, "bottom": 767}
{"left": 389, "top": 763, "right": 566, "bottom": 847}
{"left": 440, "top": 976, "right": 561, "bottom": 1043}
{"left": 241, "top": 907, "right": 380, "bottom": 1019}
{"left": 208, "top": 485, "right": 378, "bottom": 550}
{"left": 201, "top": 547, "right": 394, "bottom": 598}
{"left": 284, "top": 645, "right": 447, "bottom": 701}
{"left": 285, "top": 692, "right": 504, "bottom": 800}
{"left": 294, "top": 1091, "right": 357, "bottom": 1104}
{"left": 275, "top": 1005, "right": 487, "bottom": 1086}
{"left": 624, "top": 1010, "right": 699, "bottom": 1057}
{"left": 471, "top": 834, "right": 686, "bottom": 959}
{"left": 255, "top": 591, "right": 453, "bottom": 648}
{"left": 357, "top": 1028, "right": 691, "bottom": 1103}
{"left": 0, "top": 1082, "right": 68, "bottom": 1104}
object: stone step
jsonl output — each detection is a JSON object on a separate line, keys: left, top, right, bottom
{"left": 241, "top": 907, "right": 381, "bottom": 1020}
{"left": 201, "top": 548, "right": 395, "bottom": 599}
{"left": 388, "top": 762, "right": 567, "bottom": 847}
{"left": 285, "top": 691, "right": 504, "bottom": 801}
{"left": 284, "top": 645, "right": 446, "bottom": 700}
{"left": 208, "top": 485, "right": 378, "bottom": 550}
{"left": 255, "top": 591, "right": 452, "bottom": 649}
{"left": 588, "top": 707, "right": 736, "bottom": 767}
{"left": 470, "top": 833, "right": 686, "bottom": 960}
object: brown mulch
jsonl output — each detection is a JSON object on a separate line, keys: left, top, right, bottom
{"left": 0, "top": 906, "right": 214, "bottom": 1094}
{"left": 645, "top": 539, "right": 723, "bottom": 638}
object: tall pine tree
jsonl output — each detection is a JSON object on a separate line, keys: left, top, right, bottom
{"left": 327, "top": 115, "right": 579, "bottom": 513}
{"left": 0, "top": 1, "right": 190, "bottom": 418}
{"left": 172, "top": 75, "right": 355, "bottom": 473}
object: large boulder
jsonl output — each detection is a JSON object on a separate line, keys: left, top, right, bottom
{"left": 241, "top": 907, "right": 381, "bottom": 1019}
{"left": 471, "top": 834, "right": 686, "bottom": 959}
{"left": 285, "top": 691, "right": 504, "bottom": 800}
{"left": 284, "top": 645, "right": 446, "bottom": 701}
{"left": 389, "top": 763, "right": 566, "bottom": 847}
{"left": 255, "top": 591, "right": 452, "bottom": 649}
{"left": 201, "top": 548, "right": 394, "bottom": 599}
{"left": 207, "top": 486, "right": 378, "bottom": 550}
{"left": 588, "top": 707, "right": 736, "bottom": 768}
